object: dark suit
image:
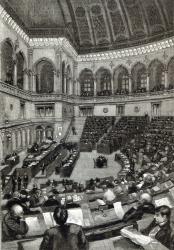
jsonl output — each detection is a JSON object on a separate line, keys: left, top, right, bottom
{"left": 2, "top": 212, "right": 29, "bottom": 241}
{"left": 40, "top": 224, "right": 88, "bottom": 250}
{"left": 123, "top": 202, "right": 155, "bottom": 223}
{"left": 141, "top": 219, "right": 172, "bottom": 249}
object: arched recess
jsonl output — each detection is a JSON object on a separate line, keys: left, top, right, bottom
{"left": 16, "top": 51, "right": 25, "bottom": 89}
{"left": 113, "top": 65, "right": 129, "bottom": 91}
{"left": 1, "top": 38, "right": 14, "bottom": 84}
{"left": 62, "top": 61, "right": 65, "bottom": 94}
{"left": 131, "top": 63, "right": 147, "bottom": 92}
{"left": 95, "top": 67, "right": 111, "bottom": 95}
{"left": 66, "top": 65, "right": 72, "bottom": 95}
{"left": 36, "top": 125, "right": 44, "bottom": 144}
{"left": 148, "top": 59, "right": 165, "bottom": 91}
{"left": 79, "top": 68, "right": 94, "bottom": 96}
{"left": 3, "top": 131, "right": 12, "bottom": 157}
{"left": 35, "top": 59, "right": 54, "bottom": 93}
{"left": 45, "top": 125, "right": 54, "bottom": 139}
{"left": 167, "top": 57, "right": 174, "bottom": 89}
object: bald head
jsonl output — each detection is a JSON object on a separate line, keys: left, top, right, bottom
{"left": 140, "top": 193, "right": 152, "bottom": 204}
{"left": 11, "top": 204, "right": 24, "bottom": 218}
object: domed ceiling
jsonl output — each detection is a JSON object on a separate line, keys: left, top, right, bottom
{"left": 1, "top": 0, "right": 174, "bottom": 54}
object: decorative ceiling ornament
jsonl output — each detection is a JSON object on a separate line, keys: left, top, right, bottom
{"left": 144, "top": 55, "right": 150, "bottom": 64}
{"left": 91, "top": 62, "right": 96, "bottom": 71}
{"left": 109, "top": 61, "right": 114, "bottom": 69}
{"left": 126, "top": 59, "right": 132, "bottom": 66}
{"left": 163, "top": 51, "right": 168, "bottom": 61}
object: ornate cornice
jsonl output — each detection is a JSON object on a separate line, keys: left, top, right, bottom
{"left": 1, "top": 3, "right": 174, "bottom": 63}
{"left": 0, "top": 4, "right": 29, "bottom": 44}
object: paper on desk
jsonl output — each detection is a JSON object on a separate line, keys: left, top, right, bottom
{"left": 113, "top": 202, "right": 125, "bottom": 219}
{"left": 154, "top": 197, "right": 172, "bottom": 208}
{"left": 25, "top": 217, "right": 41, "bottom": 236}
{"left": 43, "top": 212, "right": 55, "bottom": 228}
{"left": 121, "top": 228, "right": 152, "bottom": 246}
{"left": 97, "top": 199, "right": 106, "bottom": 205}
{"left": 66, "top": 208, "right": 84, "bottom": 226}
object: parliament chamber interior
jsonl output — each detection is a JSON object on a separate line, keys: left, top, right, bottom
{"left": 0, "top": 0, "right": 174, "bottom": 249}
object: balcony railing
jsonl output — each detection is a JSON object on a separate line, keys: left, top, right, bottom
{"left": 1, "top": 80, "right": 174, "bottom": 104}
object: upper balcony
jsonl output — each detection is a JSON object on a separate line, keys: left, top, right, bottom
{"left": 1, "top": 80, "right": 174, "bottom": 104}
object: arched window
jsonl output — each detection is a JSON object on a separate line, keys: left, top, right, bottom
{"left": 168, "top": 57, "right": 174, "bottom": 89}
{"left": 131, "top": 63, "right": 147, "bottom": 92}
{"left": 113, "top": 66, "right": 129, "bottom": 94}
{"left": 36, "top": 60, "right": 54, "bottom": 93}
{"left": 17, "top": 52, "right": 25, "bottom": 89}
{"left": 66, "top": 65, "right": 72, "bottom": 95}
{"left": 95, "top": 68, "right": 111, "bottom": 96}
{"left": 121, "top": 75, "right": 129, "bottom": 91}
{"left": 36, "top": 126, "right": 44, "bottom": 144}
{"left": 45, "top": 126, "right": 54, "bottom": 140}
{"left": 79, "top": 69, "right": 94, "bottom": 97}
{"left": 1, "top": 39, "right": 14, "bottom": 84}
{"left": 148, "top": 60, "right": 165, "bottom": 91}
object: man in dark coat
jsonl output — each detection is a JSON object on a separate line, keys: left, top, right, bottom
{"left": 123, "top": 193, "right": 155, "bottom": 223}
{"left": 40, "top": 207, "right": 88, "bottom": 250}
{"left": 141, "top": 205, "right": 172, "bottom": 249}
{"left": 2, "top": 204, "right": 29, "bottom": 241}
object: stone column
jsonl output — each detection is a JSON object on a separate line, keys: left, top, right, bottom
{"left": 28, "top": 48, "right": 34, "bottom": 91}
{"left": 128, "top": 75, "right": 132, "bottom": 93}
{"left": 164, "top": 70, "right": 168, "bottom": 89}
{"left": 13, "top": 63, "right": 17, "bottom": 86}
{"left": 53, "top": 70, "right": 59, "bottom": 92}
{"left": 0, "top": 51, "right": 1, "bottom": 80}
{"left": 77, "top": 80, "right": 81, "bottom": 96}
{"left": 111, "top": 77, "right": 114, "bottom": 95}
{"left": 94, "top": 79, "right": 97, "bottom": 96}
{"left": 146, "top": 73, "right": 150, "bottom": 92}
{"left": 43, "top": 129, "right": 46, "bottom": 142}
{"left": 0, "top": 131, "right": 4, "bottom": 162}
{"left": 32, "top": 72, "right": 36, "bottom": 92}
{"left": 23, "top": 69, "right": 29, "bottom": 91}
{"left": 55, "top": 48, "right": 62, "bottom": 93}
{"left": 73, "top": 61, "right": 78, "bottom": 95}
{"left": 12, "top": 132, "right": 16, "bottom": 151}
{"left": 69, "top": 78, "right": 73, "bottom": 95}
{"left": 22, "top": 130, "right": 26, "bottom": 148}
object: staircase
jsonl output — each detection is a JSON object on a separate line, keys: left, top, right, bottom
{"left": 66, "top": 116, "right": 86, "bottom": 143}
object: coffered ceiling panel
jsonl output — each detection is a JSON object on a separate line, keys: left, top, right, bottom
{"left": 0, "top": 0, "right": 173, "bottom": 53}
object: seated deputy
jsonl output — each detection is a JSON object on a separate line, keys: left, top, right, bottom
{"left": 123, "top": 193, "right": 155, "bottom": 223}
{"left": 122, "top": 205, "right": 172, "bottom": 249}
{"left": 2, "top": 204, "right": 29, "bottom": 241}
{"left": 40, "top": 206, "right": 88, "bottom": 250}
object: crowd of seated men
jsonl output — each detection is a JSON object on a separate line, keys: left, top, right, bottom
{"left": 80, "top": 116, "right": 115, "bottom": 150}
{"left": 80, "top": 91, "right": 94, "bottom": 97}
{"left": 132, "top": 87, "right": 147, "bottom": 93}
{"left": 99, "top": 116, "right": 148, "bottom": 154}
{"left": 114, "top": 89, "right": 129, "bottom": 95}
{"left": 59, "top": 146, "right": 80, "bottom": 177}
{"left": 97, "top": 90, "right": 112, "bottom": 96}
{"left": 151, "top": 84, "right": 165, "bottom": 92}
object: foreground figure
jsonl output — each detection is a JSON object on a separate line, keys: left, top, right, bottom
{"left": 2, "top": 204, "right": 29, "bottom": 241}
{"left": 121, "top": 205, "right": 173, "bottom": 250}
{"left": 40, "top": 206, "right": 89, "bottom": 250}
